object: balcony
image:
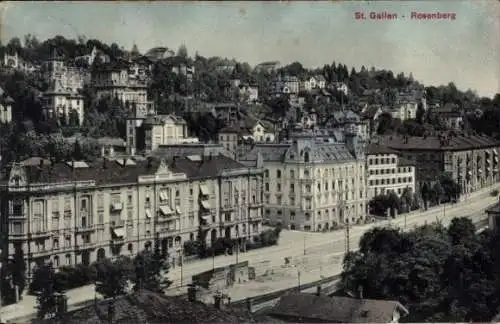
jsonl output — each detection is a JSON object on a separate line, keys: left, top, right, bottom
{"left": 110, "top": 220, "right": 125, "bottom": 228}
{"left": 220, "top": 204, "right": 236, "bottom": 212}
{"left": 29, "top": 231, "right": 51, "bottom": 239}
{"left": 9, "top": 211, "right": 26, "bottom": 219}
{"left": 75, "top": 242, "right": 96, "bottom": 250}
{"left": 75, "top": 225, "right": 96, "bottom": 233}
{"left": 10, "top": 232, "right": 28, "bottom": 240}
{"left": 302, "top": 191, "right": 313, "bottom": 197}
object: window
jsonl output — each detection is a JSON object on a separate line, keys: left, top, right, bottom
{"left": 127, "top": 194, "right": 133, "bottom": 204}
{"left": 290, "top": 212, "right": 295, "bottom": 220}
{"left": 277, "top": 170, "right": 281, "bottom": 178}
{"left": 290, "top": 170, "right": 295, "bottom": 178}
{"left": 265, "top": 183, "right": 270, "bottom": 191}
{"left": 277, "top": 183, "right": 281, "bottom": 192}
{"left": 264, "top": 170, "right": 269, "bottom": 178}
{"left": 66, "top": 254, "right": 71, "bottom": 266}
{"left": 290, "top": 184, "right": 295, "bottom": 193}
{"left": 304, "top": 152, "right": 310, "bottom": 163}
{"left": 53, "top": 238, "right": 59, "bottom": 250}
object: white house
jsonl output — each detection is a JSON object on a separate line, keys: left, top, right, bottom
{"left": 300, "top": 75, "right": 326, "bottom": 92}
{"left": 332, "top": 82, "right": 349, "bottom": 96}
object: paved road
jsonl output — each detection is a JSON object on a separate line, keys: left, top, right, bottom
{"left": 2, "top": 184, "right": 498, "bottom": 323}
{"left": 166, "top": 186, "right": 498, "bottom": 286}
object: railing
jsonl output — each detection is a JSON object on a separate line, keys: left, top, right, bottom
{"left": 110, "top": 220, "right": 125, "bottom": 228}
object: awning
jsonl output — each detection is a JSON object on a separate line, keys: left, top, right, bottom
{"left": 159, "top": 206, "right": 173, "bottom": 215}
{"left": 160, "top": 192, "right": 167, "bottom": 201}
{"left": 112, "top": 228, "right": 125, "bottom": 238}
{"left": 200, "top": 215, "right": 211, "bottom": 222}
{"left": 145, "top": 209, "right": 152, "bottom": 218}
{"left": 112, "top": 203, "right": 123, "bottom": 211}
{"left": 200, "top": 185, "right": 209, "bottom": 196}
{"left": 201, "top": 200, "right": 210, "bottom": 210}
{"left": 176, "top": 206, "right": 182, "bottom": 215}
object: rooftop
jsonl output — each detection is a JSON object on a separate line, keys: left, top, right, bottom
{"left": 366, "top": 143, "right": 399, "bottom": 155}
{"left": 268, "top": 292, "right": 409, "bottom": 323}
{"left": 43, "top": 289, "right": 268, "bottom": 324}
{"left": 381, "top": 134, "right": 500, "bottom": 152}
{"left": 9, "top": 154, "right": 250, "bottom": 186}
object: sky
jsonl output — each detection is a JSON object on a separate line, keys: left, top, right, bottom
{"left": 1, "top": 1, "right": 499, "bottom": 97}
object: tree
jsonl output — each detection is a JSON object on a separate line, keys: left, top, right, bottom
{"left": 133, "top": 242, "right": 172, "bottom": 293}
{"left": 432, "top": 181, "right": 445, "bottom": 205}
{"left": 177, "top": 44, "right": 188, "bottom": 59}
{"left": 11, "top": 246, "right": 26, "bottom": 299}
{"left": 447, "top": 217, "right": 476, "bottom": 246}
{"left": 72, "top": 140, "right": 84, "bottom": 161}
{"left": 416, "top": 102, "right": 425, "bottom": 124}
{"left": 421, "top": 182, "right": 431, "bottom": 209}
{"left": 95, "top": 257, "right": 131, "bottom": 299}
{"left": 368, "top": 192, "right": 400, "bottom": 217}
{"left": 34, "top": 263, "right": 65, "bottom": 320}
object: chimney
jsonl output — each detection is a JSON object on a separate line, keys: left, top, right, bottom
{"left": 187, "top": 284, "right": 197, "bottom": 302}
{"left": 246, "top": 297, "right": 253, "bottom": 312}
{"left": 107, "top": 302, "right": 115, "bottom": 323}
{"left": 358, "top": 285, "right": 364, "bottom": 299}
{"left": 213, "top": 292, "right": 223, "bottom": 310}
{"left": 316, "top": 285, "right": 321, "bottom": 296}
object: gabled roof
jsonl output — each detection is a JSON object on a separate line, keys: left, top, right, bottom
{"left": 269, "top": 292, "right": 408, "bottom": 323}
{"left": 361, "top": 105, "right": 382, "bottom": 119}
{"left": 366, "top": 143, "right": 399, "bottom": 155}
{"left": 52, "top": 289, "right": 261, "bottom": 324}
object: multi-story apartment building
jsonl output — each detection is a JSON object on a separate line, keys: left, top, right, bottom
{"left": 382, "top": 133, "right": 500, "bottom": 193}
{"left": 92, "top": 60, "right": 153, "bottom": 115}
{"left": 41, "top": 51, "right": 86, "bottom": 125}
{"left": 0, "top": 154, "right": 264, "bottom": 281}
{"left": 366, "top": 143, "right": 416, "bottom": 199}
{"left": 141, "top": 114, "right": 199, "bottom": 153}
{"left": 271, "top": 76, "right": 300, "bottom": 95}
{"left": 241, "top": 131, "right": 367, "bottom": 231}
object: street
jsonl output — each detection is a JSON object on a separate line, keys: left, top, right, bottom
{"left": 2, "top": 184, "right": 498, "bottom": 323}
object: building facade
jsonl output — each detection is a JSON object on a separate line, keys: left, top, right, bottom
{"left": 0, "top": 155, "right": 264, "bottom": 281}
{"left": 41, "top": 52, "right": 86, "bottom": 125}
{"left": 141, "top": 114, "right": 198, "bottom": 153}
{"left": 382, "top": 134, "right": 500, "bottom": 193}
{"left": 241, "top": 132, "right": 367, "bottom": 231}
{"left": 366, "top": 143, "right": 416, "bottom": 199}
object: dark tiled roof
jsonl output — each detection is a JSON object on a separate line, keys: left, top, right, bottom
{"left": 361, "top": 105, "right": 381, "bottom": 119}
{"left": 21, "top": 155, "right": 248, "bottom": 185}
{"left": 269, "top": 292, "right": 408, "bottom": 323}
{"left": 381, "top": 134, "right": 500, "bottom": 152}
{"left": 59, "top": 289, "right": 259, "bottom": 324}
{"left": 366, "top": 143, "right": 399, "bottom": 155}
{"left": 486, "top": 202, "right": 500, "bottom": 214}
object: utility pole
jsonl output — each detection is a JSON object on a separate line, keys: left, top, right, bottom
{"left": 180, "top": 247, "right": 184, "bottom": 287}
{"left": 212, "top": 248, "right": 215, "bottom": 272}
{"left": 303, "top": 234, "right": 306, "bottom": 255}
{"left": 236, "top": 232, "right": 240, "bottom": 265}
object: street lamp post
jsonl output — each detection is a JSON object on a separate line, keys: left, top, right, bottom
{"left": 236, "top": 232, "right": 240, "bottom": 265}
{"left": 303, "top": 234, "right": 306, "bottom": 256}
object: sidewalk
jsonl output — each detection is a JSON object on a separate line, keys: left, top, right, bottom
{"left": 2, "top": 182, "right": 499, "bottom": 322}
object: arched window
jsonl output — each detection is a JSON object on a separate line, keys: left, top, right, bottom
{"left": 276, "top": 170, "right": 282, "bottom": 178}
{"left": 304, "top": 151, "right": 310, "bottom": 163}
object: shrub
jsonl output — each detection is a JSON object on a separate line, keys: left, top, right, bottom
{"left": 491, "top": 189, "right": 499, "bottom": 197}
